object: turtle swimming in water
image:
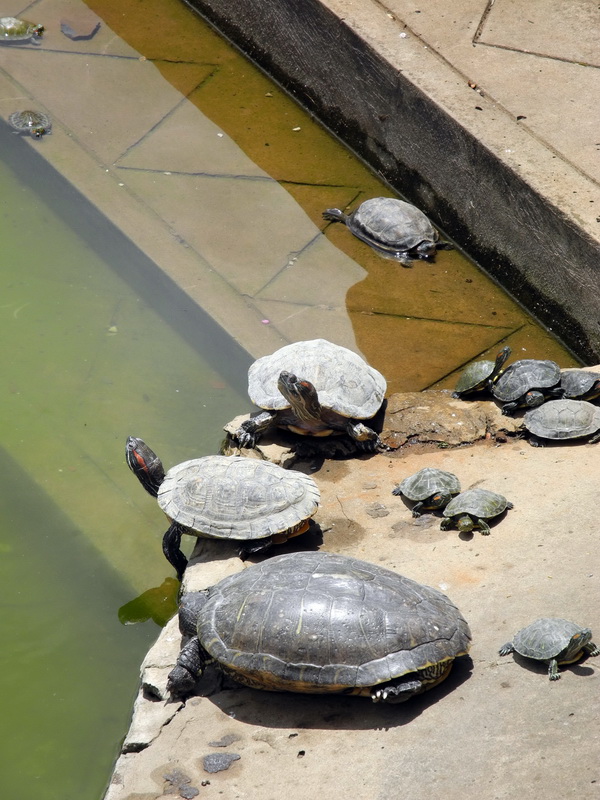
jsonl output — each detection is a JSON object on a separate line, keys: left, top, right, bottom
{"left": 323, "top": 197, "right": 452, "bottom": 267}
{"left": 0, "top": 17, "right": 44, "bottom": 42}
{"left": 499, "top": 618, "right": 599, "bottom": 680}
{"left": 234, "top": 339, "right": 387, "bottom": 452}
{"left": 8, "top": 110, "right": 52, "bottom": 138}
{"left": 167, "top": 551, "right": 472, "bottom": 702}
{"left": 126, "top": 437, "right": 320, "bottom": 579}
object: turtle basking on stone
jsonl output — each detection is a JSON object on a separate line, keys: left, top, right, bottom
{"left": 559, "top": 369, "right": 600, "bottom": 402}
{"left": 167, "top": 551, "right": 471, "bottom": 702}
{"left": 126, "top": 437, "right": 320, "bottom": 579}
{"left": 0, "top": 16, "right": 44, "bottom": 42}
{"left": 8, "top": 110, "right": 52, "bottom": 138}
{"left": 452, "top": 346, "right": 511, "bottom": 399}
{"left": 491, "top": 358, "right": 562, "bottom": 415}
{"left": 499, "top": 618, "right": 599, "bottom": 680}
{"left": 323, "top": 197, "right": 452, "bottom": 267}
{"left": 441, "top": 488, "right": 512, "bottom": 535}
{"left": 393, "top": 467, "right": 461, "bottom": 517}
{"left": 523, "top": 398, "right": 600, "bottom": 446}
{"left": 234, "top": 339, "right": 387, "bottom": 452}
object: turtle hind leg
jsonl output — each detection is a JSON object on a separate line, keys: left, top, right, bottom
{"left": 498, "top": 642, "right": 515, "bottom": 657}
{"left": 371, "top": 678, "right": 423, "bottom": 703}
{"left": 167, "top": 638, "right": 208, "bottom": 700}
{"left": 163, "top": 522, "right": 188, "bottom": 581}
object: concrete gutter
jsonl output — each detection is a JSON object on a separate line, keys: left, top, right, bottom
{"left": 184, "top": 0, "right": 600, "bottom": 361}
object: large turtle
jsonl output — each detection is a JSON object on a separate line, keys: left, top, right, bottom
{"left": 559, "top": 369, "right": 600, "bottom": 401}
{"left": 499, "top": 618, "right": 599, "bottom": 680}
{"left": 441, "top": 488, "right": 512, "bottom": 535}
{"left": 8, "top": 110, "right": 52, "bottom": 139}
{"left": 491, "top": 358, "right": 562, "bottom": 415}
{"left": 452, "top": 346, "right": 511, "bottom": 399}
{"left": 322, "top": 197, "right": 452, "bottom": 267}
{"left": 167, "top": 551, "right": 471, "bottom": 702}
{"left": 234, "top": 339, "right": 387, "bottom": 452}
{"left": 126, "top": 437, "right": 320, "bottom": 579}
{"left": 392, "top": 467, "right": 461, "bottom": 517}
{"left": 523, "top": 398, "right": 600, "bottom": 446}
{"left": 0, "top": 17, "right": 44, "bottom": 42}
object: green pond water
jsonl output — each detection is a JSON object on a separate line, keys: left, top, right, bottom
{"left": 0, "top": 125, "right": 249, "bottom": 798}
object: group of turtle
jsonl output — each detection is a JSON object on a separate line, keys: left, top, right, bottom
{"left": 126, "top": 338, "right": 598, "bottom": 703}
{"left": 1, "top": 17, "right": 52, "bottom": 138}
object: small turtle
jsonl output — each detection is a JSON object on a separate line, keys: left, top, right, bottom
{"left": 499, "top": 618, "right": 600, "bottom": 680}
{"left": 559, "top": 369, "right": 600, "bottom": 401}
{"left": 323, "top": 197, "right": 452, "bottom": 267}
{"left": 234, "top": 339, "right": 387, "bottom": 452}
{"left": 167, "top": 551, "right": 471, "bottom": 702}
{"left": 441, "top": 488, "right": 512, "bottom": 535}
{"left": 126, "top": 437, "right": 320, "bottom": 579}
{"left": 492, "top": 358, "right": 562, "bottom": 415}
{"left": 523, "top": 398, "right": 600, "bottom": 446}
{"left": 393, "top": 467, "right": 461, "bottom": 517}
{"left": 0, "top": 16, "right": 44, "bottom": 42}
{"left": 8, "top": 110, "right": 52, "bottom": 139}
{"left": 452, "top": 346, "right": 511, "bottom": 398}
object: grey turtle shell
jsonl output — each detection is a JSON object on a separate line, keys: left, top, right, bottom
{"left": 349, "top": 197, "right": 437, "bottom": 251}
{"left": 247, "top": 339, "right": 386, "bottom": 420}
{"left": 523, "top": 399, "right": 600, "bottom": 440}
{"left": 452, "top": 346, "right": 511, "bottom": 398}
{"left": 492, "top": 359, "right": 560, "bottom": 402}
{"left": 443, "top": 488, "right": 510, "bottom": 521}
{"left": 8, "top": 110, "right": 52, "bottom": 137}
{"left": 560, "top": 369, "right": 600, "bottom": 400}
{"left": 509, "top": 618, "right": 592, "bottom": 661}
{"left": 395, "top": 468, "right": 461, "bottom": 502}
{"left": 157, "top": 455, "right": 320, "bottom": 541}
{"left": 196, "top": 551, "right": 471, "bottom": 688}
{"left": 0, "top": 16, "right": 43, "bottom": 41}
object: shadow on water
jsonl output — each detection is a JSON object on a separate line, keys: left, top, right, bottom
{"left": 0, "top": 448, "right": 155, "bottom": 798}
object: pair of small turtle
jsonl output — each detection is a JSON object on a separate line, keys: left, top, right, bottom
{"left": 394, "top": 467, "right": 512, "bottom": 535}
{"left": 323, "top": 197, "right": 453, "bottom": 267}
{"left": 453, "top": 347, "right": 564, "bottom": 415}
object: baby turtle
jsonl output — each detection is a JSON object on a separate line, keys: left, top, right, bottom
{"left": 126, "top": 437, "right": 320, "bottom": 579}
{"left": 323, "top": 197, "right": 452, "bottom": 267}
{"left": 167, "top": 551, "right": 471, "bottom": 702}
{"left": 492, "top": 358, "right": 562, "bottom": 415}
{"left": 559, "top": 369, "right": 600, "bottom": 401}
{"left": 523, "top": 398, "right": 600, "bottom": 446}
{"left": 499, "top": 618, "right": 599, "bottom": 680}
{"left": 8, "top": 110, "right": 52, "bottom": 138}
{"left": 234, "top": 339, "right": 386, "bottom": 452}
{"left": 452, "top": 346, "right": 511, "bottom": 399}
{"left": 441, "top": 488, "right": 512, "bottom": 535}
{"left": 393, "top": 467, "right": 461, "bottom": 517}
{"left": 0, "top": 16, "right": 44, "bottom": 42}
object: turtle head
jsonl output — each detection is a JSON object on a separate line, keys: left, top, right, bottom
{"left": 567, "top": 628, "right": 593, "bottom": 657}
{"left": 30, "top": 125, "right": 47, "bottom": 138}
{"left": 414, "top": 240, "right": 437, "bottom": 259}
{"left": 277, "top": 371, "right": 322, "bottom": 422}
{"left": 456, "top": 514, "right": 475, "bottom": 534}
{"left": 523, "top": 390, "right": 545, "bottom": 408}
{"left": 32, "top": 24, "right": 44, "bottom": 37}
{"left": 125, "top": 436, "right": 165, "bottom": 497}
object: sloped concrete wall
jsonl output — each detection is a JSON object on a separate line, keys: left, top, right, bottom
{"left": 184, "top": 0, "right": 600, "bottom": 362}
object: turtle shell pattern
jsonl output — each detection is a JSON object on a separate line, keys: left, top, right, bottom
{"left": 443, "top": 488, "right": 510, "bottom": 521}
{"left": 524, "top": 399, "right": 600, "bottom": 440}
{"left": 8, "top": 110, "right": 51, "bottom": 135}
{"left": 196, "top": 551, "right": 471, "bottom": 691}
{"left": 396, "top": 468, "right": 461, "bottom": 502}
{"left": 0, "top": 17, "right": 43, "bottom": 40}
{"left": 453, "top": 359, "right": 497, "bottom": 396}
{"left": 560, "top": 369, "right": 600, "bottom": 400}
{"left": 247, "top": 339, "right": 386, "bottom": 420}
{"left": 157, "top": 455, "right": 320, "bottom": 541}
{"left": 510, "top": 618, "right": 592, "bottom": 661}
{"left": 492, "top": 359, "right": 560, "bottom": 402}
{"left": 349, "top": 198, "right": 436, "bottom": 251}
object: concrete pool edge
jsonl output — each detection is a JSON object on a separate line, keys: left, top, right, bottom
{"left": 183, "top": 0, "right": 600, "bottom": 362}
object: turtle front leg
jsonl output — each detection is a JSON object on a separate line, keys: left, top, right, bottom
{"left": 167, "top": 637, "right": 209, "bottom": 699}
{"left": 163, "top": 522, "right": 188, "bottom": 581}
{"left": 547, "top": 658, "right": 561, "bottom": 681}
{"left": 235, "top": 411, "right": 277, "bottom": 448}
{"left": 477, "top": 519, "right": 492, "bottom": 535}
{"left": 584, "top": 641, "right": 600, "bottom": 656}
{"left": 345, "top": 421, "right": 387, "bottom": 452}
